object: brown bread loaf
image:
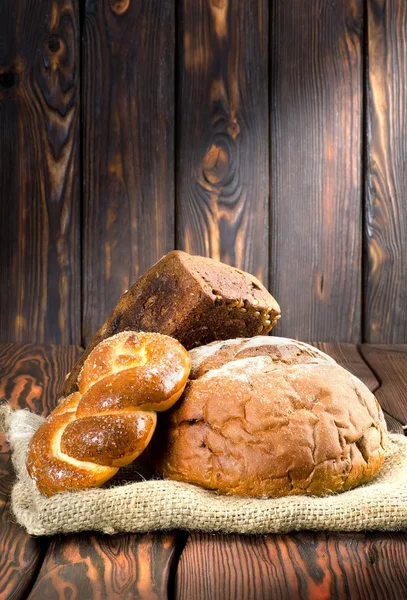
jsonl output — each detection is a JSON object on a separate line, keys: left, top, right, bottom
{"left": 62, "top": 251, "right": 280, "bottom": 396}
{"left": 150, "top": 337, "right": 388, "bottom": 497}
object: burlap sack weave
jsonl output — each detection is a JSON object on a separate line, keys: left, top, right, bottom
{"left": 1, "top": 404, "right": 407, "bottom": 536}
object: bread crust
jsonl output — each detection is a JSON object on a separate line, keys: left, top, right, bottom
{"left": 62, "top": 251, "right": 280, "bottom": 396}
{"left": 27, "top": 331, "right": 191, "bottom": 496}
{"left": 151, "top": 337, "right": 388, "bottom": 497}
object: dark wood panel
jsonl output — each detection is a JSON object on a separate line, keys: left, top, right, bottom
{"left": 0, "top": 0, "right": 80, "bottom": 345}
{"left": 0, "top": 342, "right": 82, "bottom": 450}
{"left": 175, "top": 531, "right": 407, "bottom": 600}
{"left": 365, "top": 0, "right": 407, "bottom": 343}
{"left": 28, "top": 532, "right": 178, "bottom": 600}
{"left": 0, "top": 458, "right": 45, "bottom": 600}
{"left": 0, "top": 343, "right": 81, "bottom": 600}
{"left": 176, "top": 0, "right": 269, "bottom": 284}
{"left": 82, "top": 0, "right": 175, "bottom": 346}
{"left": 270, "top": 0, "right": 363, "bottom": 342}
{"left": 360, "top": 345, "right": 407, "bottom": 428}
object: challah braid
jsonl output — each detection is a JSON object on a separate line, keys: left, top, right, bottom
{"left": 26, "top": 331, "right": 191, "bottom": 496}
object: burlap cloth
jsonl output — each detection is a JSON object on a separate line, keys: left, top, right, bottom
{"left": 1, "top": 404, "right": 407, "bottom": 536}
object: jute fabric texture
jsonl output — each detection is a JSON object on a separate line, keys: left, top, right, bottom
{"left": 1, "top": 405, "right": 406, "bottom": 536}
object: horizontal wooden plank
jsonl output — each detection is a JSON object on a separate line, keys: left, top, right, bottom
{"left": 175, "top": 531, "right": 407, "bottom": 600}
{"left": 28, "top": 532, "right": 178, "bottom": 600}
{"left": 0, "top": 0, "right": 81, "bottom": 345}
{"left": 0, "top": 457, "right": 45, "bottom": 600}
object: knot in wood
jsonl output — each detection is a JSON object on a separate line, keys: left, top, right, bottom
{"left": 109, "top": 0, "right": 130, "bottom": 16}
{"left": 0, "top": 71, "right": 15, "bottom": 89}
{"left": 202, "top": 143, "right": 230, "bottom": 186}
{"left": 228, "top": 120, "right": 240, "bottom": 140}
{"left": 47, "top": 35, "right": 61, "bottom": 53}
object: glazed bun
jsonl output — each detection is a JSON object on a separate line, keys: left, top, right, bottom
{"left": 27, "top": 331, "right": 191, "bottom": 496}
{"left": 151, "top": 337, "right": 388, "bottom": 497}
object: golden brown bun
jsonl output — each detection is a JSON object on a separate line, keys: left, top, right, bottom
{"left": 27, "top": 331, "right": 191, "bottom": 496}
{"left": 62, "top": 251, "right": 280, "bottom": 396}
{"left": 150, "top": 337, "right": 388, "bottom": 497}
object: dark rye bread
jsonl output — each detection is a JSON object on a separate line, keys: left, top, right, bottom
{"left": 62, "top": 251, "right": 280, "bottom": 396}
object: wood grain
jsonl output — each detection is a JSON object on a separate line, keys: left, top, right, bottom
{"left": 82, "top": 0, "right": 175, "bottom": 346}
{"left": 175, "top": 531, "right": 407, "bottom": 600}
{"left": 0, "top": 343, "right": 81, "bottom": 600}
{"left": 0, "top": 0, "right": 80, "bottom": 345}
{"left": 28, "top": 532, "right": 179, "bottom": 600}
{"left": 270, "top": 0, "right": 363, "bottom": 341}
{"left": 0, "top": 342, "right": 82, "bottom": 450}
{"left": 360, "top": 345, "right": 407, "bottom": 428}
{"left": 365, "top": 0, "right": 407, "bottom": 343}
{"left": 0, "top": 454, "right": 46, "bottom": 600}
{"left": 176, "top": 0, "right": 269, "bottom": 283}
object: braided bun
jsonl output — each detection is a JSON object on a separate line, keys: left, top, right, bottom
{"left": 26, "top": 331, "right": 191, "bottom": 496}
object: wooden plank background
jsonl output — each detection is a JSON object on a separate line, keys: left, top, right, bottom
{"left": 1, "top": 0, "right": 406, "bottom": 346}
{"left": 270, "top": 0, "right": 362, "bottom": 342}
{"left": 0, "top": 0, "right": 81, "bottom": 345}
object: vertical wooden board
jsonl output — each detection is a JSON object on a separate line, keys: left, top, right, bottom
{"left": 270, "top": 0, "right": 363, "bottom": 341}
{"left": 0, "top": 0, "right": 80, "bottom": 345}
{"left": 0, "top": 342, "right": 82, "bottom": 600}
{"left": 176, "top": 0, "right": 269, "bottom": 283}
{"left": 82, "top": 0, "right": 175, "bottom": 346}
{"left": 28, "top": 532, "right": 178, "bottom": 600}
{"left": 365, "top": 0, "right": 407, "bottom": 343}
{"left": 175, "top": 532, "right": 407, "bottom": 600}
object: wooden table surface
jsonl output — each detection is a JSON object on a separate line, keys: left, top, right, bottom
{"left": 0, "top": 341, "right": 406, "bottom": 600}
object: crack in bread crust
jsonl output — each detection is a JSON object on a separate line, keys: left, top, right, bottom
{"left": 151, "top": 337, "right": 388, "bottom": 498}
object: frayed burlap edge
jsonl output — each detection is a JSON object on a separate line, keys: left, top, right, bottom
{"left": 1, "top": 404, "right": 407, "bottom": 536}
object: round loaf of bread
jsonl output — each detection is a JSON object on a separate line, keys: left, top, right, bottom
{"left": 151, "top": 337, "right": 388, "bottom": 497}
